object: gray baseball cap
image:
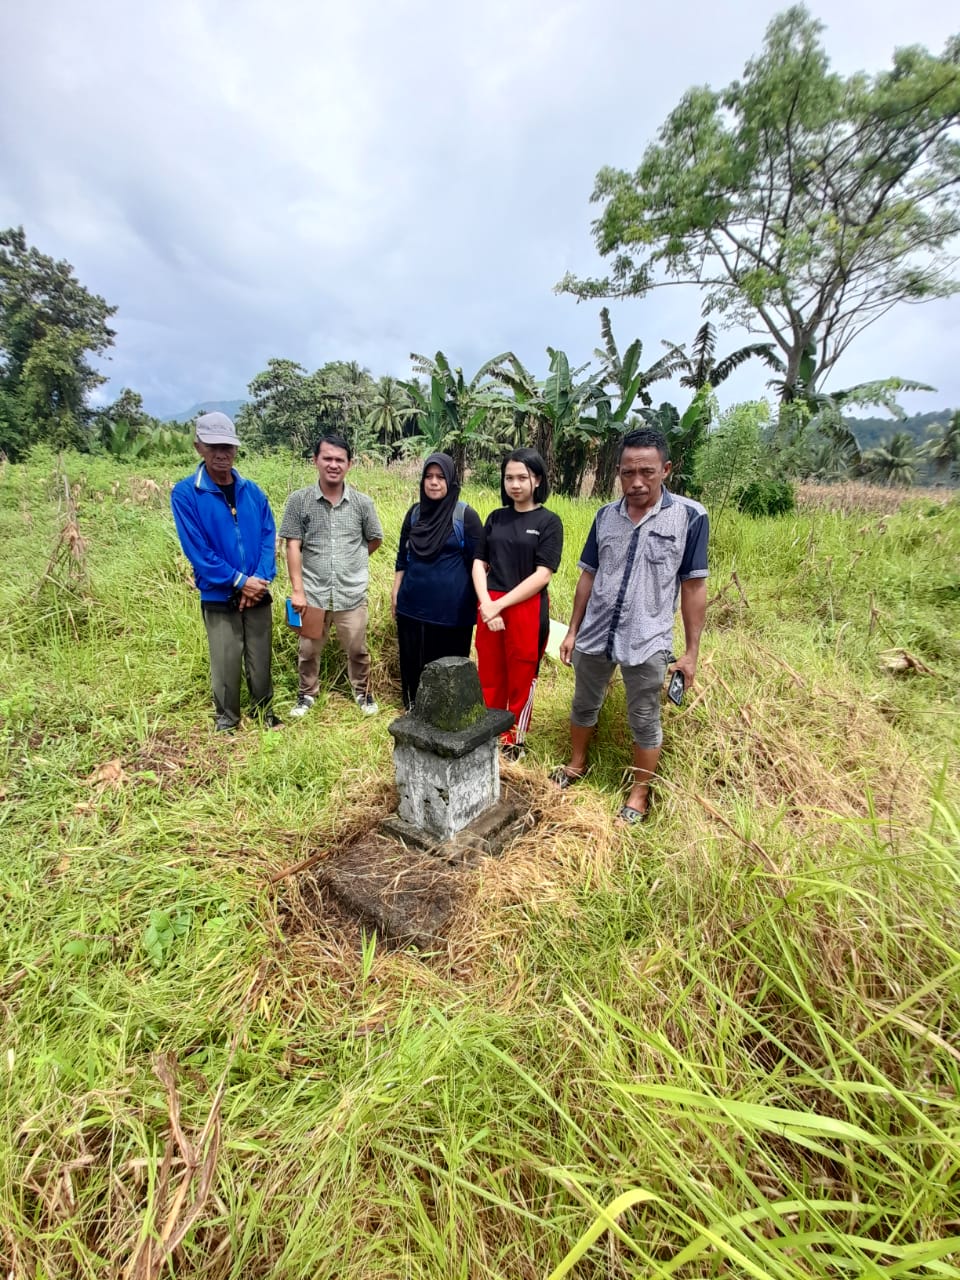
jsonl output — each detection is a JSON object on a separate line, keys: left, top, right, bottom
{"left": 196, "top": 412, "right": 240, "bottom": 446}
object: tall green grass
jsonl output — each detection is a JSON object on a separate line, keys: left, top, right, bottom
{"left": 0, "top": 450, "right": 957, "bottom": 1278}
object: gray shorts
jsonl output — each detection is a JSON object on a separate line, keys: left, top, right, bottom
{"left": 571, "top": 648, "right": 670, "bottom": 748}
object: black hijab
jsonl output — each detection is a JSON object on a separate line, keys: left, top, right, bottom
{"left": 408, "top": 453, "right": 460, "bottom": 561}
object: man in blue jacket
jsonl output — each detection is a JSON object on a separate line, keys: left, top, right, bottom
{"left": 171, "top": 412, "right": 279, "bottom": 732}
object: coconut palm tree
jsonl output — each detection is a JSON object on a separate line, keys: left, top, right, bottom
{"left": 364, "top": 376, "right": 413, "bottom": 458}
{"left": 927, "top": 410, "right": 960, "bottom": 480}
{"left": 860, "top": 432, "right": 924, "bottom": 486}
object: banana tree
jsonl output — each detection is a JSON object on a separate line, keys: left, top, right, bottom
{"left": 668, "top": 321, "right": 780, "bottom": 390}
{"left": 591, "top": 308, "right": 685, "bottom": 498}
{"left": 767, "top": 340, "right": 934, "bottom": 479}
{"left": 399, "top": 374, "right": 452, "bottom": 456}
{"left": 402, "top": 351, "right": 508, "bottom": 476}
{"left": 482, "top": 352, "right": 542, "bottom": 449}
{"left": 637, "top": 387, "right": 714, "bottom": 496}
{"left": 484, "top": 348, "right": 605, "bottom": 493}
{"left": 544, "top": 348, "right": 612, "bottom": 496}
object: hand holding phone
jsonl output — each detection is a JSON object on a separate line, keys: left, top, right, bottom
{"left": 667, "top": 669, "right": 685, "bottom": 706}
{"left": 285, "top": 597, "right": 303, "bottom": 628}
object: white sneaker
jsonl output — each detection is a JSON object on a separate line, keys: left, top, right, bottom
{"left": 289, "top": 694, "right": 315, "bottom": 719}
{"left": 355, "top": 692, "right": 379, "bottom": 716}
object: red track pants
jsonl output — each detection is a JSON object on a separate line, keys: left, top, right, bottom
{"left": 475, "top": 591, "right": 547, "bottom": 745}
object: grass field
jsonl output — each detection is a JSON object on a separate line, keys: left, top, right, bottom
{"left": 1, "top": 448, "right": 959, "bottom": 1279}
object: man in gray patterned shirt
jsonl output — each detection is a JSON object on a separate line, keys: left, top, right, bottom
{"left": 279, "top": 434, "right": 384, "bottom": 717}
{"left": 555, "top": 428, "right": 708, "bottom": 824}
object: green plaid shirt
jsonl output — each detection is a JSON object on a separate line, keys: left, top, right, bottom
{"left": 279, "top": 483, "right": 383, "bottom": 610}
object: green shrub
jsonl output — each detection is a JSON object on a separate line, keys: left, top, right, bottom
{"left": 694, "top": 400, "right": 768, "bottom": 513}
{"left": 734, "top": 477, "right": 796, "bottom": 516}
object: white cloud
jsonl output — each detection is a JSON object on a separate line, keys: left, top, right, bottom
{"left": 1, "top": 0, "right": 957, "bottom": 417}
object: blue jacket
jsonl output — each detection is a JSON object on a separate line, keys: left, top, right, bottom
{"left": 171, "top": 464, "right": 276, "bottom": 603}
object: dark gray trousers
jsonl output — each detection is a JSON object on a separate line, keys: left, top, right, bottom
{"left": 202, "top": 604, "right": 274, "bottom": 729}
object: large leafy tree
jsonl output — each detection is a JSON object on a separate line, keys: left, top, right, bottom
{"left": 238, "top": 359, "right": 316, "bottom": 452}
{"left": 0, "top": 227, "right": 116, "bottom": 456}
{"left": 239, "top": 358, "right": 379, "bottom": 455}
{"left": 558, "top": 8, "right": 960, "bottom": 399}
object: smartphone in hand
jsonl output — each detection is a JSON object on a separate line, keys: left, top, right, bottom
{"left": 285, "top": 597, "right": 303, "bottom": 628}
{"left": 667, "top": 669, "right": 685, "bottom": 706}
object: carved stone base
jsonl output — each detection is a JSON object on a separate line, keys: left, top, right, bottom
{"left": 379, "top": 787, "right": 526, "bottom": 866}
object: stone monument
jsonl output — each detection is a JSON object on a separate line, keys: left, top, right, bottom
{"left": 386, "top": 657, "right": 514, "bottom": 840}
{"left": 314, "top": 657, "right": 529, "bottom": 949}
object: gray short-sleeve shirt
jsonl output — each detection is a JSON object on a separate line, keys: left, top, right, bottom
{"left": 574, "top": 489, "right": 709, "bottom": 666}
{"left": 279, "top": 483, "right": 384, "bottom": 610}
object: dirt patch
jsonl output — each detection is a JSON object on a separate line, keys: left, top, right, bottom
{"left": 126, "top": 726, "right": 234, "bottom": 794}
{"left": 275, "top": 781, "right": 535, "bottom": 950}
{"left": 317, "top": 833, "right": 467, "bottom": 949}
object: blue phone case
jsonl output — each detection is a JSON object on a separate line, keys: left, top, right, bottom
{"left": 285, "top": 598, "right": 302, "bottom": 627}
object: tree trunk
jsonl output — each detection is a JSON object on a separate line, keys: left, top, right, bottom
{"left": 593, "top": 436, "right": 620, "bottom": 499}
{"left": 450, "top": 440, "right": 467, "bottom": 483}
{"left": 532, "top": 417, "right": 555, "bottom": 490}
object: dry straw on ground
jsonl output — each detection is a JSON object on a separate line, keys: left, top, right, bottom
{"left": 795, "top": 480, "right": 954, "bottom": 514}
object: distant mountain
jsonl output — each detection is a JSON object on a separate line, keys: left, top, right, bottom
{"left": 164, "top": 399, "right": 248, "bottom": 424}
{"left": 845, "top": 409, "right": 956, "bottom": 451}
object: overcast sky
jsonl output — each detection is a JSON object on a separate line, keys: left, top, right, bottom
{"left": 2, "top": 0, "right": 958, "bottom": 419}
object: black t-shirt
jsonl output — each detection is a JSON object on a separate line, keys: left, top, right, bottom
{"left": 216, "top": 480, "right": 237, "bottom": 513}
{"left": 476, "top": 506, "right": 564, "bottom": 593}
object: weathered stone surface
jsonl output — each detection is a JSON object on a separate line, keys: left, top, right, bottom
{"left": 414, "top": 656, "right": 484, "bottom": 731}
{"left": 380, "top": 787, "right": 526, "bottom": 865}
{"left": 390, "top": 656, "right": 514, "bottom": 758}
{"left": 318, "top": 835, "right": 462, "bottom": 948}
{"left": 386, "top": 654, "right": 518, "bottom": 849}
{"left": 392, "top": 739, "right": 499, "bottom": 839}
{"left": 388, "top": 707, "right": 514, "bottom": 759}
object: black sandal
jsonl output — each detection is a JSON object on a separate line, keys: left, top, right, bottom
{"left": 551, "top": 765, "right": 585, "bottom": 790}
{"left": 617, "top": 804, "right": 648, "bottom": 825}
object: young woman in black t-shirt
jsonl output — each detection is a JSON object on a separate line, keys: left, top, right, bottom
{"left": 472, "top": 448, "right": 563, "bottom": 759}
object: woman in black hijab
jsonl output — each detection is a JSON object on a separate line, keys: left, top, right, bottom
{"left": 391, "top": 453, "right": 483, "bottom": 709}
